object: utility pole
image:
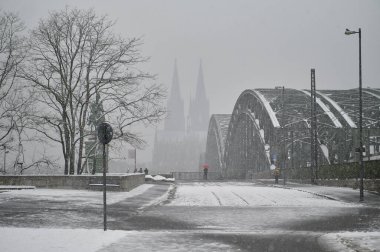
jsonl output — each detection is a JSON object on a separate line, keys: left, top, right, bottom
{"left": 281, "top": 86, "right": 286, "bottom": 185}
{"left": 367, "top": 129, "right": 370, "bottom": 161}
{"left": 358, "top": 28, "right": 364, "bottom": 201}
{"left": 310, "top": 69, "right": 318, "bottom": 184}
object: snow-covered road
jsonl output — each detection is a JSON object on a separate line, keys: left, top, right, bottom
{"left": 169, "top": 182, "right": 354, "bottom": 207}
{"left": 0, "top": 181, "right": 379, "bottom": 251}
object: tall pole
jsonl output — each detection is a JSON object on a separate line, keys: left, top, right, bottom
{"left": 314, "top": 84, "right": 318, "bottom": 181}
{"left": 134, "top": 148, "right": 137, "bottom": 172}
{"left": 345, "top": 28, "right": 364, "bottom": 201}
{"left": 310, "top": 69, "right": 318, "bottom": 183}
{"left": 367, "top": 129, "right": 370, "bottom": 161}
{"left": 103, "top": 142, "right": 107, "bottom": 231}
{"left": 97, "top": 122, "right": 112, "bottom": 232}
{"left": 311, "top": 69, "right": 314, "bottom": 184}
{"left": 358, "top": 28, "right": 364, "bottom": 202}
{"left": 281, "top": 86, "right": 286, "bottom": 185}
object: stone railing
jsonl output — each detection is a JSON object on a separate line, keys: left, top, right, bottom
{"left": 0, "top": 173, "right": 145, "bottom": 191}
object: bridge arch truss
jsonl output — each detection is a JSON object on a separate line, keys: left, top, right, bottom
{"left": 206, "top": 88, "right": 380, "bottom": 179}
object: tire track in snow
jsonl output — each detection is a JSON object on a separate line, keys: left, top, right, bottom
{"left": 231, "top": 191, "right": 249, "bottom": 205}
{"left": 255, "top": 192, "right": 277, "bottom": 205}
{"left": 211, "top": 191, "right": 223, "bottom": 206}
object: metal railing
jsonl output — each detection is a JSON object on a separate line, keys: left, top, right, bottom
{"left": 171, "top": 172, "right": 223, "bottom": 181}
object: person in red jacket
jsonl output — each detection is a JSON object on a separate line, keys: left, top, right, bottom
{"left": 203, "top": 163, "right": 209, "bottom": 180}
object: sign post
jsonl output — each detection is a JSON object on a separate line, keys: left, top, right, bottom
{"left": 97, "top": 122, "right": 113, "bottom": 231}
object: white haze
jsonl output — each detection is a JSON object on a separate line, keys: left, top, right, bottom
{"left": 1, "top": 0, "right": 379, "bottom": 164}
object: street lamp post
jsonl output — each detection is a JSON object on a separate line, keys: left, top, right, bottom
{"left": 345, "top": 28, "right": 364, "bottom": 201}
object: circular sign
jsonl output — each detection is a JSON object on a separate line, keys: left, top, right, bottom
{"left": 97, "top": 122, "right": 113, "bottom": 144}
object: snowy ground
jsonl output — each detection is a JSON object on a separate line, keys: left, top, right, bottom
{"left": 0, "top": 181, "right": 379, "bottom": 251}
{"left": 169, "top": 181, "right": 356, "bottom": 207}
{"left": 320, "top": 231, "right": 380, "bottom": 252}
{"left": 0, "top": 184, "right": 154, "bottom": 206}
{"left": 0, "top": 227, "right": 127, "bottom": 252}
{"left": 1, "top": 228, "right": 379, "bottom": 252}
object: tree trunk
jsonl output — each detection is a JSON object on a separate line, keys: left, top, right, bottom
{"left": 63, "top": 111, "right": 71, "bottom": 175}
{"left": 69, "top": 132, "right": 75, "bottom": 175}
{"left": 77, "top": 84, "right": 90, "bottom": 174}
{"left": 64, "top": 154, "right": 69, "bottom": 175}
{"left": 77, "top": 126, "right": 84, "bottom": 174}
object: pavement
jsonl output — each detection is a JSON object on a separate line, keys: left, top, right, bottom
{"left": 0, "top": 180, "right": 379, "bottom": 251}
{"left": 255, "top": 179, "right": 380, "bottom": 206}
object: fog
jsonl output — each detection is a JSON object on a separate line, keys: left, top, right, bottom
{"left": 1, "top": 0, "right": 379, "bottom": 164}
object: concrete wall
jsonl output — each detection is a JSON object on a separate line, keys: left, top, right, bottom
{"left": 0, "top": 174, "right": 145, "bottom": 191}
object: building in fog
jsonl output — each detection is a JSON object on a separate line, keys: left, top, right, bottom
{"left": 188, "top": 62, "right": 210, "bottom": 133}
{"left": 152, "top": 60, "right": 209, "bottom": 174}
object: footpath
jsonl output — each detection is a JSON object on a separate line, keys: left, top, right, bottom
{"left": 255, "top": 179, "right": 380, "bottom": 207}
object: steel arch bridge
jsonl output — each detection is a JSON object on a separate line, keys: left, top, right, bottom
{"left": 205, "top": 88, "right": 380, "bottom": 179}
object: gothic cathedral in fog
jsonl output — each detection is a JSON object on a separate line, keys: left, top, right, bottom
{"left": 152, "top": 60, "right": 210, "bottom": 173}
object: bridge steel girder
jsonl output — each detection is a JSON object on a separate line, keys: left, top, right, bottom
{"left": 316, "top": 89, "right": 380, "bottom": 162}
{"left": 224, "top": 111, "right": 271, "bottom": 179}
{"left": 205, "top": 88, "right": 380, "bottom": 180}
{"left": 223, "top": 89, "right": 278, "bottom": 179}
{"left": 205, "top": 114, "right": 231, "bottom": 173}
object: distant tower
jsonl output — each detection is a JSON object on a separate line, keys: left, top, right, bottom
{"left": 188, "top": 61, "right": 210, "bottom": 132}
{"left": 164, "top": 60, "right": 186, "bottom": 131}
{"left": 152, "top": 60, "right": 209, "bottom": 174}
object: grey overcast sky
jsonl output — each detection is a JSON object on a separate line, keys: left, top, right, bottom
{"left": 1, "top": 0, "right": 380, "bottom": 163}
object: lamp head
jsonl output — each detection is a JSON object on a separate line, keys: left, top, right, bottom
{"left": 345, "top": 28, "right": 357, "bottom": 35}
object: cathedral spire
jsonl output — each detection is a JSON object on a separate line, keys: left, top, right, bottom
{"left": 188, "top": 60, "right": 210, "bottom": 132}
{"left": 164, "top": 59, "right": 185, "bottom": 131}
{"left": 195, "top": 60, "right": 207, "bottom": 101}
{"left": 170, "top": 59, "right": 181, "bottom": 99}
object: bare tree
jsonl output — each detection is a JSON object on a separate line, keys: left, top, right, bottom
{"left": 0, "top": 11, "right": 35, "bottom": 174}
{"left": 22, "top": 7, "right": 166, "bottom": 175}
{"left": 0, "top": 12, "right": 26, "bottom": 145}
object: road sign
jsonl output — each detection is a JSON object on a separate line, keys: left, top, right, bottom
{"left": 97, "top": 122, "right": 113, "bottom": 144}
{"left": 97, "top": 122, "right": 113, "bottom": 231}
